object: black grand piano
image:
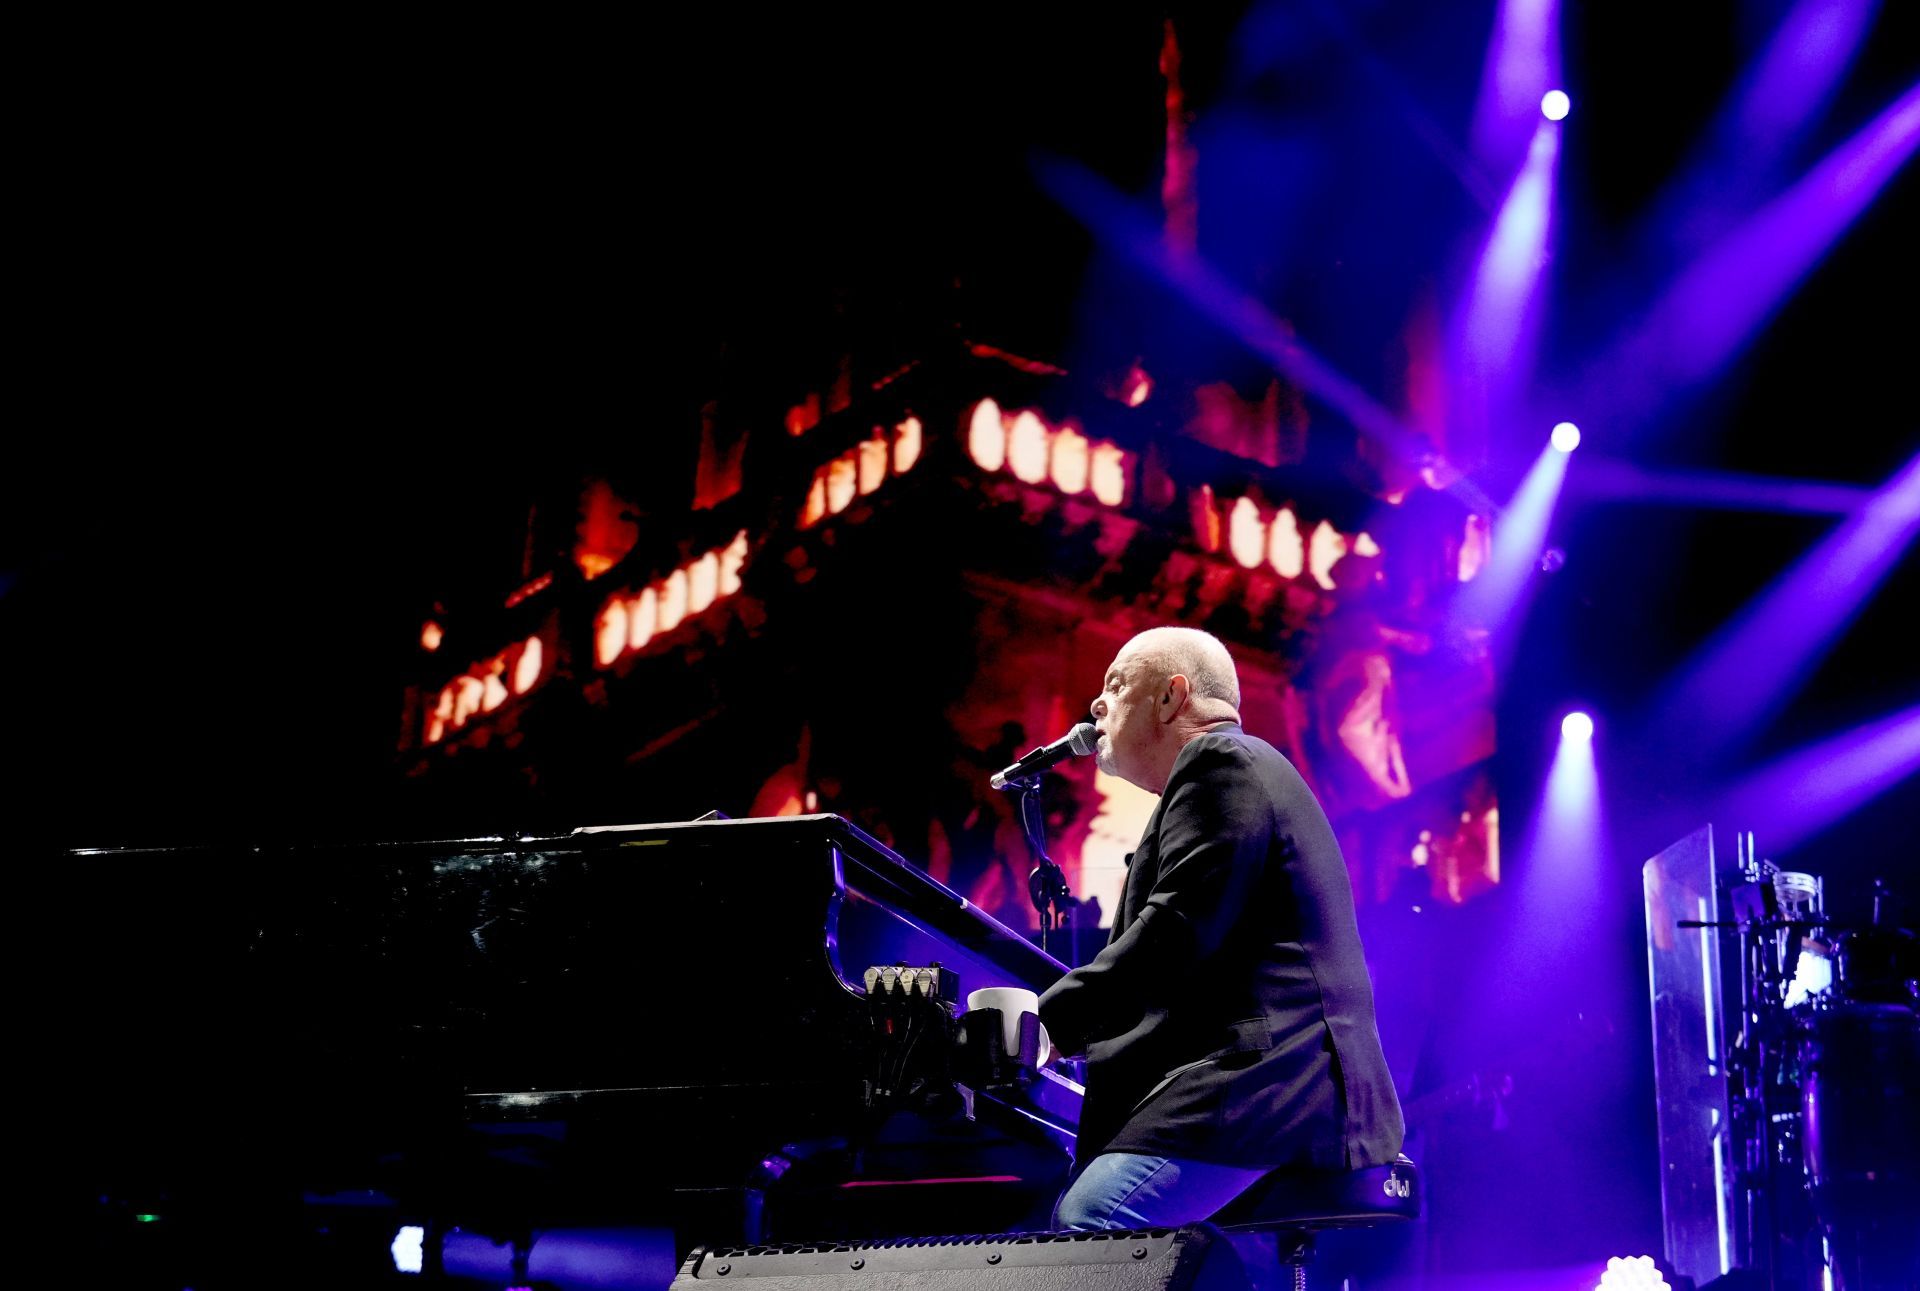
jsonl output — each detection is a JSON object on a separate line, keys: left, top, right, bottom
{"left": 63, "top": 815, "right": 1083, "bottom": 1286}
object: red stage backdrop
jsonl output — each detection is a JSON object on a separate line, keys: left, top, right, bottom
{"left": 399, "top": 344, "right": 1498, "bottom": 941}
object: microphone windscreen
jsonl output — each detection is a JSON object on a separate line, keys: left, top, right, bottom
{"left": 1068, "top": 722, "right": 1098, "bottom": 756}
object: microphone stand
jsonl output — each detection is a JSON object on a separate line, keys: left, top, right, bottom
{"left": 1004, "top": 772, "right": 1073, "bottom": 957}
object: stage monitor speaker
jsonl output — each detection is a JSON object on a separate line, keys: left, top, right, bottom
{"left": 670, "top": 1225, "right": 1253, "bottom": 1290}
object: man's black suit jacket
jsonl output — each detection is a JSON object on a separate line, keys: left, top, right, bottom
{"left": 1039, "top": 725, "right": 1404, "bottom": 1172}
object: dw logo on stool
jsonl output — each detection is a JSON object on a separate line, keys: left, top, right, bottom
{"left": 1382, "top": 1174, "right": 1413, "bottom": 1199}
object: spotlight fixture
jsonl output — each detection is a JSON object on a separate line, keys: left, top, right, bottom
{"left": 1542, "top": 89, "right": 1571, "bottom": 121}
{"left": 391, "top": 1225, "right": 425, "bottom": 1274}
{"left": 1551, "top": 421, "right": 1581, "bottom": 453}
{"left": 1594, "top": 1254, "right": 1669, "bottom": 1289}
{"left": 1562, "top": 711, "right": 1595, "bottom": 742}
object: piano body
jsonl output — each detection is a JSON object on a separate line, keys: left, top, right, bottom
{"left": 61, "top": 815, "right": 1082, "bottom": 1275}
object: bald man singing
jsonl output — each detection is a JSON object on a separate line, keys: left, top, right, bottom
{"left": 1039, "top": 627, "right": 1404, "bottom": 1229}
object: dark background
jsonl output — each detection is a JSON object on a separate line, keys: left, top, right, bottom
{"left": 9, "top": 2, "right": 1912, "bottom": 860}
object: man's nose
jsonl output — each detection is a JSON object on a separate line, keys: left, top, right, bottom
{"left": 1090, "top": 696, "right": 1105, "bottom": 718}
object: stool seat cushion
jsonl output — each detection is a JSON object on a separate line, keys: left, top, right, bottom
{"left": 1209, "top": 1154, "right": 1419, "bottom": 1230}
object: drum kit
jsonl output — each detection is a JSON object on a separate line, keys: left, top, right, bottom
{"left": 1691, "top": 838, "right": 1919, "bottom": 1289}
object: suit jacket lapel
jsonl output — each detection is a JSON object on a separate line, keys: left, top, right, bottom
{"left": 1108, "top": 796, "right": 1168, "bottom": 946}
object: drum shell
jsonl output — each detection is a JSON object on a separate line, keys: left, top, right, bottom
{"left": 1832, "top": 927, "right": 1918, "bottom": 1007}
{"left": 1799, "top": 1004, "right": 1920, "bottom": 1194}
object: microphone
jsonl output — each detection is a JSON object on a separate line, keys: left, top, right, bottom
{"left": 991, "top": 722, "right": 1098, "bottom": 790}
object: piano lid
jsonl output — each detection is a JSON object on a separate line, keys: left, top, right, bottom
{"left": 64, "top": 814, "right": 1072, "bottom": 1102}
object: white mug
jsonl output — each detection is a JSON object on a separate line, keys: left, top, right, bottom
{"left": 967, "top": 986, "right": 1048, "bottom": 1060}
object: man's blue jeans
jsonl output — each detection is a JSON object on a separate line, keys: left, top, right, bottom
{"left": 1053, "top": 1152, "right": 1271, "bottom": 1230}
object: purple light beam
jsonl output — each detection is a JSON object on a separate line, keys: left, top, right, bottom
{"left": 1514, "top": 710, "right": 1609, "bottom": 949}
{"left": 1581, "top": 77, "right": 1919, "bottom": 433}
{"left": 1469, "top": 0, "right": 1564, "bottom": 174}
{"left": 1031, "top": 153, "right": 1498, "bottom": 516}
{"left": 1451, "top": 121, "right": 1560, "bottom": 454}
{"left": 1709, "top": 702, "right": 1920, "bottom": 855}
{"left": 1648, "top": 0, "right": 1881, "bottom": 260}
{"left": 1568, "top": 456, "right": 1874, "bottom": 516}
{"left": 1651, "top": 450, "right": 1920, "bottom": 766}
{"left": 1453, "top": 439, "right": 1572, "bottom": 641}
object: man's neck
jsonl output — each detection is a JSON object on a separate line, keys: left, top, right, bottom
{"left": 1143, "top": 718, "right": 1242, "bottom": 793}
{"left": 1181, "top": 714, "right": 1240, "bottom": 740}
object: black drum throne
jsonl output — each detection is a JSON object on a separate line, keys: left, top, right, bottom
{"left": 1208, "top": 1154, "right": 1421, "bottom": 1291}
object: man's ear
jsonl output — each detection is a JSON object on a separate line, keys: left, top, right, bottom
{"left": 1160, "top": 674, "right": 1191, "bottom": 723}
